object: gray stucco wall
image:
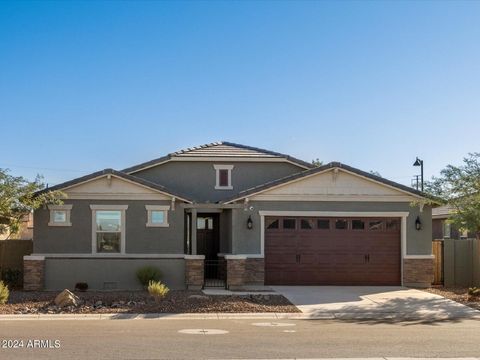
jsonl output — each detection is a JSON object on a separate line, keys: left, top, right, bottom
{"left": 44, "top": 258, "right": 185, "bottom": 290}
{"left": 231, "top": 201, "right": 432, "bottom": 255}
{"left": 132, "top": 161, "right": 304, "bottom": 202}
{"left": 34, "top": 199, "right": 185, "bottom": 254}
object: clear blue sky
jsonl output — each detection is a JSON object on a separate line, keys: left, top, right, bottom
{"left": 1, "top": 1, "right": 479, "bottom": 187}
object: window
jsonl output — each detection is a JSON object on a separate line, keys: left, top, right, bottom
{"left": 352, "top": 219, "right": 365, "bottom": 230}
{"left": 317, "top": 219, "right": 330, "bottom": 229}
{"left": 213, "top": 165, "right": 233, "bottom": 190}
{"left": 335, "top": 219, "right": 348, "bottom": 230}
{"left": 300, "top": 219, "right": 314, "bottom": 230}
{"left": 48, "top": 204, "right": 72, "bottom": 226}
{"left": 369, "top": 220, "right": 383, "bottom": 231}
{"left": 443, "top": 222, "right": 451, "bottom": 238}
{"left": 283, "top": 218, "right": 296, "bottom": 229}
{"left": 197, "top": 216, "right": 213, "bottom": 230}
{"left": 266, "top": 219, "right": 279, "bottom": 229}
{"left": 386, "top": 219, "right": 400, "bottom": 231}
{"left": 146, "top": 205, "right": 169, "bottom": 227}
{"left": 90, "top": 205, "right": 127, "bottom": 254}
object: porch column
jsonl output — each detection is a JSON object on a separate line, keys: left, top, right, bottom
{"left": 191, "top": 209, "right": 198, "bottom": 255}
{"left": 23, "top": 255, "right": 45, "bottom": 291}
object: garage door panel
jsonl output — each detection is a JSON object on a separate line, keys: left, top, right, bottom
{"left": 265, "top": 216, "right": 401, "bottom": 286}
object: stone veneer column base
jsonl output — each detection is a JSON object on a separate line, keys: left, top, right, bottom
{"left": 245, "top": 258, "right": 265, "bottom": 285}
{"left": 185, "top": 255, "right": 205, "bottom": 290}
{"left": 403, "top": 257, "right": 434, "bottom": 288}
{"left": 226, "top": 255, "right": 247, "bottom": 290}
{"left": 23, "top": 256, "right": 45, "bottom": 291}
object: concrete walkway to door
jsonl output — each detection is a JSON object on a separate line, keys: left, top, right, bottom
{"left": 273, "top": 286, "right": 480, "bottom": 322}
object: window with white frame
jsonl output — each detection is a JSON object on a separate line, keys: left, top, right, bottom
{"left": 146, "top": 205, "right": 169, "bottom": 227}
{"left": 213, "top": 165, "right": 233, "bottom": 190}
{"left": 48, "top": 204, "right": 73, "bottom": 226}
{"left": 90, "top": 205, "right": 127, "bottom": 254}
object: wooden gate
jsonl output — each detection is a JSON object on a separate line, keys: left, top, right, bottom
{"left": 432, "top": 240, "right": 444, "bottom": 285}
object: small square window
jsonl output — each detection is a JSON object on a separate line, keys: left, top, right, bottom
{"left": 214, "top": 165, "right": 233, "bottom": 190}
{"left": 151, "top": 211, "right": 165, "bottom": 224}
{"left": 317, "top": 219, "right": 330, "bottom": 229}
{"left": 266, "top": 219, "right": 279, "bottom": 229}
{"left": 386, "top": 219, "right": 400, "bottom": 231}
{"left": 352, "top": 219, "right": 365, "bottom": 230}
{"left": 283, "top": 219, "right": 296, "bottom": 229}
{"left": 335, "top": 219, "right": 348, "bottom": 230}
{"left": 369, "top": 220, "right": 383, "bottom": 231}
{"left": 146, "top": 206, "right": 169, "bottom": 227}
{"left": 53, "top": 210, "right": 67, "bottom": 223}
{"left": 48, "top": 205, "right": 72, "bottom": 226}
{"left": 300, "top": 219, "right": 314, "bottom": 230}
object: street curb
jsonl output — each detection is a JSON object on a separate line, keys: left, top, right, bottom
{"left": 0, "top": 312, "right": 479, "bottom": 321}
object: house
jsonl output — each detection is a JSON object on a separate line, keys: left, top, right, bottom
{"left": 0, "top": 212, "right": 33, "bottom": 241}
{"left": 24, "top": 142, "right": 434, "bottom": 291}
{"left": 432, "top": 205, "right": 472, "bottom": 240}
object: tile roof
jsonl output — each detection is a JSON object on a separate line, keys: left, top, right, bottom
{"left": 122, "top": 141, "right": 314, "bottom": 173}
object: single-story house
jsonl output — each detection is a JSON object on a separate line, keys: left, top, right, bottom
{"left": 24, "top": 142, "right": 434, "bottom": 291}
{"left": 432, "top": 205, "right": 473, "bottom": 240}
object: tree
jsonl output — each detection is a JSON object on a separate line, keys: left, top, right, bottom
{"left": 311, "top": 159, "right": 323, "bottom": 167}
{"left": 426, "top": 153, "right": 480, "bottom": 240}
{"left": 0, "top": 169, "right": 64, "bottom": 239}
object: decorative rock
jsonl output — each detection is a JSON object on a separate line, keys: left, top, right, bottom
{"left": 188, "top": 295, "right": 209, "bottom": 300}
{"left": 95, "top": 300, "right": 103, "bottom": 307}
{"left": 54, "top": 289, "right": 80, "bottom": 308}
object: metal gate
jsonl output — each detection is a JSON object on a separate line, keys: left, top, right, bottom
{"left": 204, "top": 259, "right": 227, "bottom": 288}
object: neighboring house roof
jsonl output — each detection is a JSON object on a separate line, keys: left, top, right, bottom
{"left": 35, "top": 169, "right": 193, "bottom": 203}
{"left": 122, "top": 141, "right": 314, "bottom": 174}
{"left": 432, "top": 205, "right": 455, "bottom": 219}
{"left": 222, "top": 162, "right": 430, "bottom": 204}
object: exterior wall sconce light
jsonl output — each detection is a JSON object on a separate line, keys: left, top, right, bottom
{"left": 247, "top": 215, "right": 253, "bottom": 230}
{"left": 415, "top": 216, "right": 422, "bottom": 231}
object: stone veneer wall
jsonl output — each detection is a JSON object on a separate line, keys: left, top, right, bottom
{"left": 185, "top": 256, "right": 204, "bottom": 290}
{"left": 403, "top": 258, "right": 434, "bottom": 287}
{"left": 245, "top": 258, "right": 265, "bottom": 285}
{"left": 226, "top": 257, "right": 246, "bottom": 289}
{"left": 23, "top": 257, "right": 45, "bottom": 291}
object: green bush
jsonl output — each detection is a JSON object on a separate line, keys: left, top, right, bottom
{"left": 468, "top": 287, "right": 480, "bottom": 296}
{"left": 1, "top": 268, "right": 22, "bottom": 288}
{"left": 136, "top": 266, "right": 161, "bottom": 287}
{"left": 148, "top": 280, "right": 169, "bottom": 302}
{"left": 0, "top": 281, "right": 9, "bottom": 305}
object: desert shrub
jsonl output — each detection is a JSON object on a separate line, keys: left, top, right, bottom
{"left": 0, "top": 281, "right": 9, "bottom": 305}
{"left": 148, "top": 280, "right": 169, "bottom": 302}
{"left": 468, "top": 287, "right": 480, "bottom": 297}
{"left": 1, "top": 268, "right": 22, "bottom": 288}
{"left": 136, "top": 266, "right": 161, "bottom": 287}
{"left": 74, "top": 282, "right": 89, "bottom": 292}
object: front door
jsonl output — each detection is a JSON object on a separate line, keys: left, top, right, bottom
{"left": 196, "top": 214, "right": 219, "bottom": 260}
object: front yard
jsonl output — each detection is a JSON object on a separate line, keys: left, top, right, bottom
{"left": 424, "top": 287, "right": 480, "bottom": 311}
{"left": 0, "top": 290, "right": 300, "bottom": 314}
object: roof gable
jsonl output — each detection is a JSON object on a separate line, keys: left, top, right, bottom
{"left": 223, "top": 162, "right": 427, "bottom": 203}
{"left": 36, "top": 169, "right": 192, "bottom": 202}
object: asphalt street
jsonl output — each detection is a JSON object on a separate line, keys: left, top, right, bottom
{"left": 1, "top": 318, "right": 480, "bottom": 359}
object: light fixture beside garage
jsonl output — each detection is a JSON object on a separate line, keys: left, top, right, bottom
{"left": 415, "top": 216, "right": 422, "bottom": 231}
{"left": 247, "top": 215, "right": 253, "bottom": 230}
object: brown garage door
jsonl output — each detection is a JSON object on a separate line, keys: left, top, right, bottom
{"left": 265, "top": 217, "right": 401, "bottom": 285}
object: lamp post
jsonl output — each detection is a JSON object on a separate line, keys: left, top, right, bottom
{"left": 413, "top": 157, "right": 424, "bottom": 192}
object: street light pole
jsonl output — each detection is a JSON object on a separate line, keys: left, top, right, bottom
{"left": 413, "top": 157, "right": 424, "bottom": 192}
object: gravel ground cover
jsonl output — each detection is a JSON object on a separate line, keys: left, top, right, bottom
{"left": 424, "top": 286, "right": 480, "bottom": 311}
{"left": 0, "top": 290, "right": 300, "bottom": 314}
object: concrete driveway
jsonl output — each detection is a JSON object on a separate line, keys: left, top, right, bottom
{"left": 273, "top": 286, "right": 480, "bottom": 321}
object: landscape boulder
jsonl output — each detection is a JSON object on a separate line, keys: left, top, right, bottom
{"left": 54, "top": 289, "right": 80, "bottom": 308}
